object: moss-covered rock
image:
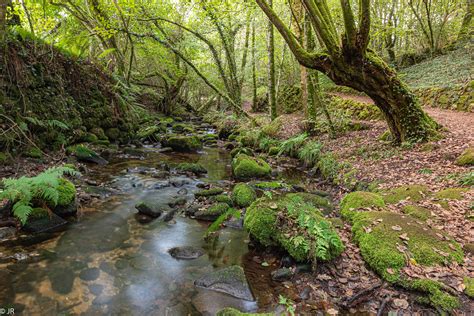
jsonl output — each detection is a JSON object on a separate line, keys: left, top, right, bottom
{"left": 253, "top": 181, "right": 289, "bottom": 190}
{"left": 194, "top": 203, "right": 229, "bottom": 221}
{"left": 211, "top": 194, "right": 233, "bottom": 206}
{"left": 346, "top": 211, "right": 464, "bottom": 283}
{"left": 67, "top": 144, "right": 108, "bottom": 165}
{"left": 25, "top": 147, "right": 43, "bottom": 159}
{"left": 464, "top": 277, "right": 474, "bottom": 298}
{"left": 105, "top": 128, "right": 121, "bottom": 141}
{"left": 405, "top": 279, "right": 460, "bottom": 311}
{"left": 381, "top": 185, "right": 429, "bottom": 204}
{"left": 90, "top": 127, "right": 107, "bottom": 140}
{"left": 216, "top": 308, "right": 273, "bottom": 316}
{"left": 230, "top": 147, "right": 253, "bottom": 158}
{"left": 232, "top": 183, "right": 257, "bottom": 208}
{"left": 232, "top": 154, "right": 271, "bottom": 180}
{"left": 435, "top": 188, "right": 468, "bottom": 200}
{"left": 56, "top": 178, "right": 76, "bottom": 207}
{"left": 402, "top": 205, "right": 431, "bottom": 221}
{"left": 172, "top": 123, "right": 195, "bottom": 134}
{"left": 244, "top": 193, "right": 344, "bottom": 262}
{"left": 163, "top": 135, "right": 202, "bottom": 152}
{"left": 287, "top": 192, "right": 333, "bottom": 215}
{"left": 268, "top": 146, "right": 279, "bottom": 156}
{"left": 176, "top": 163, "right": 207, "bottom": 175}
{"left": 340, "top": 191, "right": 385, "bottom": 218}
{"left": 194, "top": 188, "right": 224, "bottom": 197}
{"left": 455, "top": 148, "right": 474, "bottom": 166}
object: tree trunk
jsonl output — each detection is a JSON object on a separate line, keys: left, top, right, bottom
{"left": 458, "top": 0, "right": 473, "bottom": 43}
{"left": 267, "top": 0, "right": 277, "bottom": 120}
{"left": 251, "top": 21, "right": 258, "bottom": 112}
{"left": 327, "top": 53, "right": 437, "bottom": 142}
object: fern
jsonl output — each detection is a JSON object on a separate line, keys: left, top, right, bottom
{"left": 298, "top": 141, "right": 323, "bottom": 167}
{"left": 278, "top": 133, "right": 308, "bottom": 157}
{"left": 0, "top": 166, "right": 79, "bottom": 224}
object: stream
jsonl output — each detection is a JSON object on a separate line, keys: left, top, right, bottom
{"left": 0, "top": 142, "right": 280, "bottom": 315}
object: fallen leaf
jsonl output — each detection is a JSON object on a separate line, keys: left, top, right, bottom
{"left": 391, "top": 225, "right": 402, "bottom": 231}
{"left": 386, "top": 268, "right": 395, "bottom": 275}
{"left": 399, "top": 233, "right": 410, "bottom": 241}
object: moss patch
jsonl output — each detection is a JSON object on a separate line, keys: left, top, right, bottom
{"left": 232, "top": 183, "right": 257, "bottom": 208}
{"left": 244, "top": 193, "right": 344, "bottom": 262}
{"left": 56, "top": 179, "right": 76, "bottom": 207}
{"left": 464, "top": 277, "right": 474, "bottom": 298}
{"left": 254, "top": 181, "right": 289, "bottom": 190}
{"left": 211, "top": 194, "right": 233, "bottom": 206}
{"left": 434, "top": 188, "right": 468, "bottom": 200}
{"left": 163, "top": 135, "right": 202, "bottom": 152}
{"left": 339, "top": 191, "right": 385, "bottom": 218}
{"left": 232, "top": 154, "right": 271, "bottom": 180}
{"left": 381, "top": 185, "right": 429, "bottom": 204}
{"left": 346, "top": 211, "right": 463, "bottom": 283}
{"left": 216, "top": 307, "right": 273, "bottom": 316}
{"left": 455, "top": 148, "right": 474, "bottom": 166}
{"left": 195, "top": 203, "right": 229, "bottom": 221}
{"left": 286, "top": 192, "right": 333, "bottom": 215}
{"left": 402, "top": 205, "right": 431, "bottom": 221}
{"left": 405, "top": 279, "right": 460, "bottom": 311}
{"left": 176, "top": 163, "right": 207, "bottom": 175}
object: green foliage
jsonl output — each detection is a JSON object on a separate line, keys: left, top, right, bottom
{"left": 232, "top": 183, "right": 257, "bottom": 208}
{"left": 278, "top": 133, "right": 308, "bottom": 157}
{"left": 194, "top": 188, "right": 224, "bottom": 197}
{"left": 297, "top": 141, "right": 323, "bottom": 167}
{"left": 0, "top": 166, "right": 79, "bottom": 224}
{"left": 406, "top": 279, "right": 460, "bottom": 311}
{"left": 464, "top": 277, "right": 474, "bottom": 298}
{"left": 317, "top": 153, "right": 340, "bottom": 181}
{"left": 459, "top": 171, "right": 474, "bottom": 186}
{"left": 455, "top": 148, "right": 474, "bottom": 166}
{"left": 278, "top": 295, "right": 295, "bottom": 316}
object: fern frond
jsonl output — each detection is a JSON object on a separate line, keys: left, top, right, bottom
{"left": 13, "top": 202, "right": 33, "bottom": 224}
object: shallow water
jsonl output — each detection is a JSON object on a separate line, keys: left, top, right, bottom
{"left": 0, "top": 147, "right": 262, "bottom": 315}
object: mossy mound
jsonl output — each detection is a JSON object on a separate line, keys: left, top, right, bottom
{"left": 455, "top": 148, "right": 474, "bottom": 166}
{"left": 340, "top": 191, "right": 385, "bottom": 218}
{"left": 404, "top": 279, "right": 460, "bottom": 311}
{"left": 261, "top": 118, "right": 282, "bottom": 138}
{"left": 194, "top": 188, "right": 224, "bottom": 197}
{"left": 56, "top": 179, "right": 76, "bottom": 207}
{"left": 464, "top": 277, "right": 474, "bottom": 298}
{"left": 244, "top": 193, "right": 344, "bottom": 262}
{"left": 216, "top": 308, "right": 273, "bottom": 316}
{"left": 232, "top": 183, "right": 257, "bottom": 208}
{"left": 67, "top": 144, "right": 107, "bottom": 165}
{"left": 172, "top": 123, "right": 195, "bottom": 134}
{"left": 402, "top": 205, "right": 431, "bottom": 221}
{"left": 345, "top": 210, "right": 463, "bottom": 283}
{"left": 176, "top": 163, "right": 207, "bottom": 175}
{"left": 232, "top": 154, "right": 271, "bottom": 180}
{"left": 435, "top": 188, "right": 468, "bottom": 200}
{"left": 230, "top": 147, "right": 253, "bottom": 158}
{"left": 286, "top": 192, "right": 333, "bottom": 215}
{"left": 195, "top": 203, "right": 229, "bottom": 221}
{"left": 381, "top": 185, "right": 429, "bottom": 204}
{"left": 253, "top": 181, "right": 290, "bottom": 190}
{"left": 162, "top": 135, "right": 202, "bottom": 152}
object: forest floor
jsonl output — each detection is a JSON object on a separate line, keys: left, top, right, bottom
{"left": 246, "top": 94, "right": 474, "bottom": 314}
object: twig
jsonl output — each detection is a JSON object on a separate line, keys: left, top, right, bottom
{"left": 342, "top": 281, "right": 383, "bottom": 307}
{"left": 376, "top": 296, "right": 391, "bottom": 316}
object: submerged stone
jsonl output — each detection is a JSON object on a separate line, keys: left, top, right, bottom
{"left": 168, "top": 246, "right": 205, "bottom": 260}
{"left": 135, "top": 202, "right": 162, "bottom": 218}
{"left": 194, "top": 265, "right": 254, "bottom": 301}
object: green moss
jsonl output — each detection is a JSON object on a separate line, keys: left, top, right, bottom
{"left": 198, "top": 203, "right": 229, "bottom": 217}
{"left": 455, "top": 148, "right": 474, "bottom": 166}
{"left": 163, "top": 135, "right": 202, "bottom": 152}
{"left": 67, "top": 144, "right": 98, "bottom": 161}
{"left": 379, "top": 130, "right": 392, "bottom": 142}
{"left": 381, "top": 185, "right": 429, "bottom": 204}
{"left": 230, "top": 147, "right": 253, "bottom": 158}
{"left": 194, "top": 188, "right": 224, "bottom": 197}
{"left": 406, "top": 279, "right": 460, "bottom": 311}
{"left": 25, "top": 147, "right": 43, "bottom": 158}
{"left": 254, "top": 181, "right": 289, "bottom": 190}
{"left": 216, "top": 307, "right": 273, "bottom": 316}
{"left": 137, "top": 125, "right": 159, "bottom": 140}
{"left": 90, "top": 127, "right": 107, "bottom": 140}
{"left": 268, "top": 146, "right": 279, "bottom": 156}
{"left": 232, "top": 154, "right": 271, "bottom": 180}
{"left": 105, "top": 128, "right": 121, "bottom": 141}
{"left": 464, "top": 277, "right": 474, "bottom": 298}
{"left": 402, "top": 205, "right": 431, "bottom": 221}
{"left": 348, "top": 211, "right": 464, "bottom": 283}
{"left": 0, "top": 152, "right": 8, "bottom": 164}
{"left": 261, "top": 118, "right": 282, "bottom": 137}
{"left": 435, "top": 188, "right": 468, "bottom": 200}
{"left": 56, "top": 178, "right": 76, "bottom": 206}
{"left": 339, "top": 191, "right": 385, "bottom": 219}
{"left": 211, "top": 194, "right": 233, "bottom": 205}
{"left": 232, "top": 183, "right": 257, "bottom": 208}
{"left": 244, "top": 193, "right": 344, "bottom": 262}
{"left": 80, "top": 132, "right": 98, "bottom": 143}
{"left": 176, "top": 163, "right": 207, "bottom": 175}
{"left": 286, "top": 192, "right": 333, "bottom": 214}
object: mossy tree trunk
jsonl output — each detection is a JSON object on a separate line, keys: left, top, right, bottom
{"left": 255, "top": 0, "right": 438, "bottom": 143}
{"left": 267, "top": 0, "right": 277, "bottom": 120}
{"left": 458, "top": 0, "right": 473, "bottom": 43}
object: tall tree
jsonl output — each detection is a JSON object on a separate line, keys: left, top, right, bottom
{"left": 458, "top": 0, "right": 473, "bottom": 43}
{"left": 267, "top": 0, "right": 277, "bottom": 120}
{"left": 255, "top": 0, "right": 437, "bottom": 143}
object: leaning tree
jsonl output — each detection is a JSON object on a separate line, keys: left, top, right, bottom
{"left": 255, "top": 0, "right": 438, "bottom": 143}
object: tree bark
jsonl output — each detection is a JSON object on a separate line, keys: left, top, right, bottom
{"left": 251, "top": 21, "right": 258, "bottom": 112}
{"left": 458, "top": 0, "right": 473, "bottom": 43}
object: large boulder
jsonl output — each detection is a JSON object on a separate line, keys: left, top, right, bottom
{"left": 244, "top": 193, "right": 343, "bottom": 262}
{"left": 162, "top": 135, "right": 202, "bottom": 152}
{"left": 232, "top": 154, "right": 271, "bottom": 180}
{"left": 194, "top": 265, "right": 254, "bottom": 301}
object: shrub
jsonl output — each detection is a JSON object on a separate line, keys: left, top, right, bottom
{"left": 278, "top": 133, "right": 308, "bottom": 157}
{"left": 317, "top": 153, "right": 340, "bottom": 181}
